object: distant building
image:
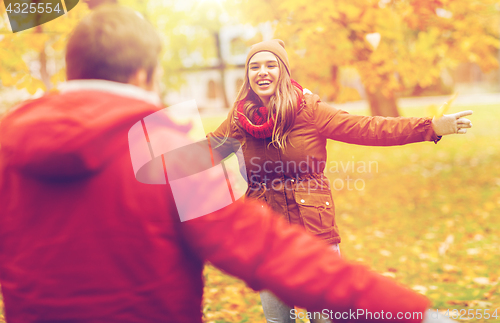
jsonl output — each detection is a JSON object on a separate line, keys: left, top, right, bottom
{"left": 163, "top": 23, "right": 273, "bottom": 113}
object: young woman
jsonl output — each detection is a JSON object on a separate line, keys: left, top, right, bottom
{"left": 208, "top": 39, "right": 472, "bottom": 323}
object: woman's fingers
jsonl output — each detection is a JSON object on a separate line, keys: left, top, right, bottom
{"left": 457, "top": 118, "right": 472, "bottom": 128}
{"left": 432, "top": 112, "right": 473, "bottom": 136}
{"left": 453, "top": 110, "right": 473, "bottom": 119}
{"left": 456, "top": 117, "right": 472, "bottom": 134}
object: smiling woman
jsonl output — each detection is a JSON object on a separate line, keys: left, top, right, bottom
{"left": 230, "top": 40, "right": 299, "bottom": 150}
{"left": 208, "top": 39, "right": 472, "bottom": 323}
{"left": 248, "top": 52, "right": 280, "bottom": 106}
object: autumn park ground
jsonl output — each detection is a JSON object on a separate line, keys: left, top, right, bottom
{"left": 0, "top": 103, "right": 499, "bottom": 323}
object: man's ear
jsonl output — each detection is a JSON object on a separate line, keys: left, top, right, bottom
{"left": 128, "top": 69, "right": 150, "bottom": 90}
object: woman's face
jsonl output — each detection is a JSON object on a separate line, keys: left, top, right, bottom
{"left": 248, "top": 51, "right": 280, "bottom": 106}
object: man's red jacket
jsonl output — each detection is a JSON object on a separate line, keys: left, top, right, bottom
{"left": 0, "top": 83, "right": 429, "bottom": 322}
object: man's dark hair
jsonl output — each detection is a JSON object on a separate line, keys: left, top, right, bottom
{"left": 66, "top": 5, "right": 162, "bottom": 83}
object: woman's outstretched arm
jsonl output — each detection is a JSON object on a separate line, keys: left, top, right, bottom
{"left": 311, "top": 95, "right": 472, "bottom": 146}
{"left": 207, "top": 113, "right": 238, "bottom": 159}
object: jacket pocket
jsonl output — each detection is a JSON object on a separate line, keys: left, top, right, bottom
{"left": 294, "top": 189, "right": 334, "bottom": 235}
{"left": 245, "top": 184, "right": 268, "bottom": 204}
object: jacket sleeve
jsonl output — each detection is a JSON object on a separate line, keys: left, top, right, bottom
{"left": 174, "top": 140, "right": 430, "bottom": 323}
{"left": 180, "top": 199, "right": 429, "bottom": 323}
{"left": 312, "top": 100, "right": 441, "bottom": 146}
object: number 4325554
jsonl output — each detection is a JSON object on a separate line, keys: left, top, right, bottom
{"left": 444, "top": 308, "right": 499, "bottom": 320}
{"left": 6, "top": 2, "right": 62, "bottom": 14}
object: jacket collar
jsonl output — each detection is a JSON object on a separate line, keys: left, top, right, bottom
{"left": 58, "top": 79, "right": 162, "bottom": 106}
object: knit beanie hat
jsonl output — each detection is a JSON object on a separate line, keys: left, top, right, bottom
{"left": 245, "top": 39, "right": 291, "bottom": 76}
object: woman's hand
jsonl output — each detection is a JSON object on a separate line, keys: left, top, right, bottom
{"left": 432, "top": 110, "right": 473, "bottom": 136}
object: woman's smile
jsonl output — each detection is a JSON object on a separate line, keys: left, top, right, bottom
{"left": 248, "top": 51, "right": 280, "bottom": 106}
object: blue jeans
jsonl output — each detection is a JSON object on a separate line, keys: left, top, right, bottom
{"left": 259, "top": 244, "right": 340, "bottom": 323}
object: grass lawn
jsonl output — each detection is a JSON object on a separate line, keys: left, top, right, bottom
{"left": 1, "top": 104, "right": 498, "bottom": 323}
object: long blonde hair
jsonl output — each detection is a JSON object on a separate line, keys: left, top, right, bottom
{"left": 232, "top": 53, "right": 299, "bottom": 150}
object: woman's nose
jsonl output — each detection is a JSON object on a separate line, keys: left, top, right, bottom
{"left": 258, "top": 67, "right": 268, "bottom": 76}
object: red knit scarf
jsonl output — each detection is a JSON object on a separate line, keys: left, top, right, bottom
{"left": 236, "top": 79, "right": 304, "bottom": 139}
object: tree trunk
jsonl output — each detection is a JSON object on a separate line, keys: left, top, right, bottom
{"left": 330, "top": 65, "right": 340, "bottom": 102}
{"left": 39, "top": 45, "right": 52, "bottom": 91}
{"left": 365, "top": 87, "right": 400, "bottom": 117}
{"left": 214, "top": 32, "right": 230, "bottom": 109}
{"left": 36, "top": 25, "right": 52, "bottom": 91}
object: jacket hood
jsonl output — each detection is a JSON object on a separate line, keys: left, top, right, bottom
{"left": 0, "top": 81, "right": 166, "bottom": 180}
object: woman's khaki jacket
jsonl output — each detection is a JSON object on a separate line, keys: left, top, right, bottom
{"left": 209, "top": 93, "right": 440, "bottom": 244}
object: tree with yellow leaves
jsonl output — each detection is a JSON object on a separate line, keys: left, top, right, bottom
{"left": 0, "top": 2, "right": 89, "bottom": 97}
{"left": 1, "top": 0, "right": 237, "bottom": 106}
{"left": 231, "top": 0, "right": 500, "bottom": 116}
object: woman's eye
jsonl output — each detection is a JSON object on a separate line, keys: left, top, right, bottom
{"left": 250, "top": 66, "right": 259, "bottom": 70}
{"left": 268, "top": 65, "right": 277, "bottom": 68}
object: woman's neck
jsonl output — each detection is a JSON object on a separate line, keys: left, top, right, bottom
{"left": 260, "top": 96, "right": 271, "bottom": 107}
